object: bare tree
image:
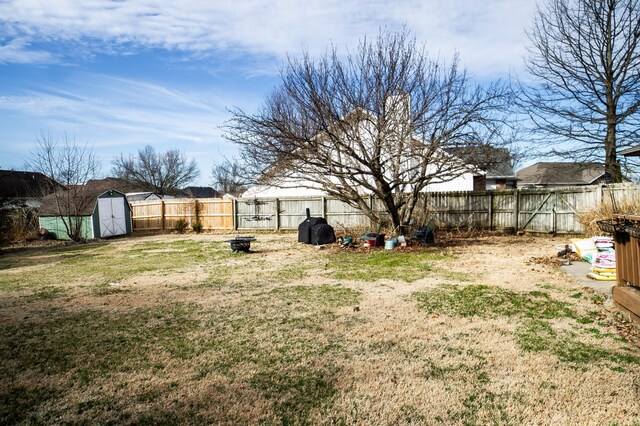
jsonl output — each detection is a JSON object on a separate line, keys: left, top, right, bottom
{"left": 112, "top": 145, "right": 199, "bottom": 195}
{"left": 28, "top": 132, "right": 100, "bottom": 241}
{"left": 224, "top": 30, "right": 509, "bottom": 229}
{"left": 520, "top": 0, "right": 640, "bottom": 183}
{"left": 211, "top": 158, "right": 249, "bottom": 196}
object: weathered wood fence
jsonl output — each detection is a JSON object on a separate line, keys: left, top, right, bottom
{"left": 130, "top": 183, "right": 640, "bottom": 234}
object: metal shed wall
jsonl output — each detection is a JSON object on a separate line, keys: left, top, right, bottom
{"left": 39, "top": 216, "right": 94, "bottom": 240}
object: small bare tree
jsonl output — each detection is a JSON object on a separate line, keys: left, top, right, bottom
{"left": 112, "top": 145, "right": 199, "bottom": 195}
{"left": 519, "top": 0, "right": 640, "bottom": 183}
{"left": 224, "top": 30, "right": 509, "bottom": 229}
{"left": 29, "top": 132, "right": 100, "bottom": 241}
{"left": 210, "top": 159, "right": 249, "bottom": 196}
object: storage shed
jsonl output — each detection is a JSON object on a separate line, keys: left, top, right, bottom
{"left": 39, "top": 189, "right": 133, "bottom": 240}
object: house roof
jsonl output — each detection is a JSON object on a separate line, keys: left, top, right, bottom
{"left": 0, "top": 170, "right": 60, "bottom": 199}
{"left": 620, "top": 146, "right": 640, "bottom": 157}
{"left": 180, "top": 186, "right": 220, "bottom": 198}
{"left": 516, "top": 162, "right": 606, "bottom": 185}
{"left": 445, "top": 147, "right": 517, "bottom": 179}
{"left": 85, "top": 177, "right": 142, "bottom": 193}
{"left": 39, "top": 181, "right": 130, "bottom": 216}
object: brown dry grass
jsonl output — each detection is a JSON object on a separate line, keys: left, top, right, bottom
{"left": 577, "top": 197, "right": 640, "bottom": 236}
{"left": 1, "top": 232, "right": 639, "bottom": 425}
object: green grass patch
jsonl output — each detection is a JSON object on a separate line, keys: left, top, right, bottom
{"left": 413, "top": 285, "right": 576, "bottom": 319}
{"left": 270, "top": 284, "right": 360, "bottom": 308}
{"left": 251, "top": 366, "right": 338, "bottom": 424}
{"left": 0, "top": 239, "right": 230, "bottom": 292}
{"left": 328, "top": 250, "right": 451, "bottom": 282}
{"left": 0, "top": 303, "right": 200, "bottom": 380}
{"left": 517, "top": 320, "right": 640, "bottom": 369}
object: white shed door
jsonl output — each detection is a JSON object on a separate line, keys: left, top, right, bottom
{"left": 98, "top": 198, "right": 127, "bottom": 237}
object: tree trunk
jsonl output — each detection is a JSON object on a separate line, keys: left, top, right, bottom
{"left": 605, "top": 120, "right": 622, "bottom": 183}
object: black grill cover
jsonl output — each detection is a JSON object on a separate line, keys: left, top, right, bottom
{"left": 298, "top": 217, "right": 328, "bottom": 243}
{"left": 310, "top": 223, "right": 336, "bottom": 245}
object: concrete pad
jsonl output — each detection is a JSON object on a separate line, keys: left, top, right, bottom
{"left": 561, "top": 261, "right": 615, "bottom": 294}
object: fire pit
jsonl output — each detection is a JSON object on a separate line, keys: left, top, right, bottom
{"left": 224, "top": 236, "right": 256, "bottom": 253}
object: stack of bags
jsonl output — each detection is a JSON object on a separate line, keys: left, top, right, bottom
{"left": 570, "top": 236, "right": 617, "bottom": 281}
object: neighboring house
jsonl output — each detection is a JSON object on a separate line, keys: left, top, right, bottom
{"left": 0, "top": 170, "right": 61, "bottom": 242}
{"left": 475, "top": 161, "right": 519, "bottom": 191}
{"left": 125, "top": 192, "right": 174, "bottom": 202}
{"left": 621, "top": 146, "right": 640, "bottom": 157}
{"left": 0, "top": 170, "right": 60, "bottom": 208}
{"left": 85, "top": 177, "right": 142, "bottom": 194}
{"left": 39, "top": 188, "right": 133, "bottom": 240}
{"left": 516, "top": 162, "right": 609, "bottom": 188}
{"left": 180, "top": 186, "right": 220, "bottom": 198}
{"left": 447, "top": 147, "right": 519, "bottom": 191}
{"left": 241, "top": 95, "right": 512, "bottom": 198}
{"left": 242, "top": 159, "right": 512, "bottom": 198}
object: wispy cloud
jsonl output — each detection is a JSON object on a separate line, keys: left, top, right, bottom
{"left": 0, "top": 0, "right": 536, "bottom": 76}
{"left": 0, "top": 37, "right": 59, "bottom": 64}
{"left": 0, "top": 73, "right": 240, "bottom": 174}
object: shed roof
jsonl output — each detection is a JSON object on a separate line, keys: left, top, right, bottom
{"left": 39, "top": 187, "right": 128, "bottom": 216}
{"left": 516, "top": 162, "right": 606, "bottom": 185}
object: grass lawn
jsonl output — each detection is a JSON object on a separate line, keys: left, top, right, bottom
{"left": 0, "top": 233, "right": 639, "bottom": 425}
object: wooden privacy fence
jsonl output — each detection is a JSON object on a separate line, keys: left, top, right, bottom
{"left": 130, "top": 198, "right": 233, "bottom": 231}
{"left": 129, "top": 183, "right": 640, "bottom": 234}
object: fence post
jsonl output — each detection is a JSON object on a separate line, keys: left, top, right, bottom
{"left": 488, "top": 191, "right": 494, "bottom": 231}
{"left": 321, "top": 196, "right": 326, "bottom": 219}
{"left": 160, "top": 200, "right": 165, "bottom": 231}
{"left": 552, "top": 191, "right": 557, "bottom": 234}
{"left": 275, "top": 198, "right": 280, "bottom": 231}
{"left": 513, "top": 189, "right": 520, "bottom": 232}
{"left": 369, "top": 194, "right": 374, "bottom": 227}
{"left": 233, "top": 199, "right": 238, "bottom": 231}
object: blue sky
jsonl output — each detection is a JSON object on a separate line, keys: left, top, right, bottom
{"left": 0, "top": 0, "right": 537, "bottom": 186}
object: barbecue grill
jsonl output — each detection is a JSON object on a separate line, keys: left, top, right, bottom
{"left": 298, "top": 208, "right": 336, "bottom": 245}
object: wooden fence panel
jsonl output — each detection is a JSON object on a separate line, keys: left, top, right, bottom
{"left": 492, "top": 191, "right": 516, "bottom": 230}
{"left": 163, "top": 199, "right": 197, "bottom": 229}
{"left": 198, "top": 199, "right": 234, "bottom": 230}
{"left": 236, "top": 198, "right": 278, "bottom": 230}
{"left": 276, "top": 197, "right": 323, "bottom": 229}
{"left": 130, "top": 198, "right": 234, "bottom": 231}
{"left": 131, "top": 200, "right": 163, "bottom": 231}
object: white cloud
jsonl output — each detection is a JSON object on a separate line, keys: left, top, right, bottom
{"left": 0, "top": 0, "right": 536, "bottom": 76}
{"left": 0, "top": 37, "right": 58, "bottom": 64}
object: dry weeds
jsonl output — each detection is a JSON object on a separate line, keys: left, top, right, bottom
{"left": 0, "top": 232, "right": 639, "bottom": 425}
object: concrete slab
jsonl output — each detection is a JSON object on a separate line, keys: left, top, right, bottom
{"left": 561, "top": 261, "right": 615, "bottom": 294}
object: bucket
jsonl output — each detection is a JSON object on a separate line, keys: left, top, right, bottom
{"left": 384, "top": 238, "right": 397, "bottom": 250}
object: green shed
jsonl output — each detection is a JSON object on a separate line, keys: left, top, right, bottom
{"left": 39, "top": 189, "right": 133, "bottom": 240}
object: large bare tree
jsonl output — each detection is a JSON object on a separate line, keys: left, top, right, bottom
{"left": 520, "top": 0, "right": 640, "bottom": 182}
{"left": 224, "top": 31, "right": 509, "bottom": 229}
{"left": 112, "top": 145, "right": 199, "bottom": 195}
{"left": 29, "top": 132, "right": 100, "bottom": 241}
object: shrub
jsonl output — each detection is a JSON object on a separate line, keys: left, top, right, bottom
{"left": 192, "top": 220, "right": 203, "bottom": 234}
{"left": 577, "top": 195, "right": 640, "bottom": 236}
{"left": 173, "top": 219, "right": 189, "bottom": 234}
